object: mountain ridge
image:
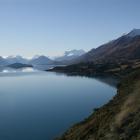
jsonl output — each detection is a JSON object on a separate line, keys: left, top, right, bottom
{"left": 71, "top": 29, "right": 140, "bottom": 64}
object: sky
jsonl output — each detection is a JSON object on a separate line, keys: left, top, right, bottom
{"left": 0, "top": 0, "right": 140, "bottom": 57}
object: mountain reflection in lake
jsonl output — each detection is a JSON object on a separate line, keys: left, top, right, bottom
{"left": 0, "top": 67, "right": 117, "bottom": 140}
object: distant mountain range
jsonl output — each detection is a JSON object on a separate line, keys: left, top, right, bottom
{"left": 72, "top": 29, "right": 140, "bottom": 64}
{"left": 28, "top": 55, "right": 54, "bottom": 65}
{"left": 0, "top": 49, "right": 86, "bottom": 66}
{"left": 0, "top": 29, "right": 140, "bottom": 67}
{"left": 6, "top": 56, "right": 28, "bottom": 64}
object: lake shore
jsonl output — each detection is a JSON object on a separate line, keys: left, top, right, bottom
{"left": 49, "top": 67, "right": 140, "bottom": 140}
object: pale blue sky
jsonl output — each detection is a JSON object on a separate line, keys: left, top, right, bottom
{"left": 0, "top": 0, "right": 140, "bottom": 57}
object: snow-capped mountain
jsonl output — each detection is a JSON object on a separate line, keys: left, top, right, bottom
{"left": 29, "top": 55, "right": 54, "bottom": 65}
{"left": 127, "top": 29, "right": 140, "bottom": 37}
{"left": 64, "top": 49, "right": 85, "bottom": 56}
{"left": 6, "top": 56, "right": 28, "bottom": 64}
{"left": 55, "top": 49, "right": 85, "bottom": 61}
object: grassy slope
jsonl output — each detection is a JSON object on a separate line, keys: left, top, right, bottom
{"left": 56, "top": 69, "right": 140, "bottom": 140}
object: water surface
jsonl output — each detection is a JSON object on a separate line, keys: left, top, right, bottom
{"left": 0, "top": 68, "right": 117, "bottom": 140}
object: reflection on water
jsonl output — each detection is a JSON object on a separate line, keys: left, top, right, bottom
{"left": 0, "top": 67, "right": 37, "bottom": 73}
{"left": 33, "top": 65, "right": 66, "bottom": 71}
{"left": 0, "top": 66, "right": 119, "bottom": 87}
{"left": 0, "top": 66, "right": 117, "bottom": 140}
{"left": 0, "top": 67, "right": 39, "bottom": 77}
{"left": 20, "top": 67, "right": 36, "bottom": 72}
{"left": 0, "top": 65, "right": 65, "bottom": 73}
{"left": 52, "top": 72, "right": 119, "bottom": 88}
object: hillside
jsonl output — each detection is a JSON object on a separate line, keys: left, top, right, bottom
{"left": 72, "top": 29, "right": 140, "bottom": 64}
{"left": 56, "top": 68, "right": 140, "bottom": 140}
{"left": 48, "top": 58, "right": 140, "bottom": 78}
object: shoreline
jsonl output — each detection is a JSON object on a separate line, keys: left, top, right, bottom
{"left": 50, "top": 68, "right": 140, "bottom": 140}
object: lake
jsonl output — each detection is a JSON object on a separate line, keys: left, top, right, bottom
{"left": 0, "top": 68, "right": 117, "bottom": 140}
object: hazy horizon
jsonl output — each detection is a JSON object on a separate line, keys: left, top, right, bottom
{"left": 0, "top": 0, "right": 140, "bottom": 57}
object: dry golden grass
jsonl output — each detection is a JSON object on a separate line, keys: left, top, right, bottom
{"left": 115, "top": 81, "right": 140, "bottom": 127}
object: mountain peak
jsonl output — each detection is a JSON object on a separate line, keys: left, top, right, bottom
{"left": 55, "top": 49, "right": 86, "bottom": 62}
{"left": 64, "top": 49, "right": 85, "bottom": 57}
{"left": 29, "top": 55, "right": 53, "bottom": 65}
{"left": 127, "top": 29, "right": 140, "bottom": 37}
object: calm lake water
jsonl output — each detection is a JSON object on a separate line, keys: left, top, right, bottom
{"left": 0, "top": 68, "right": 117, "bottom": 140}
